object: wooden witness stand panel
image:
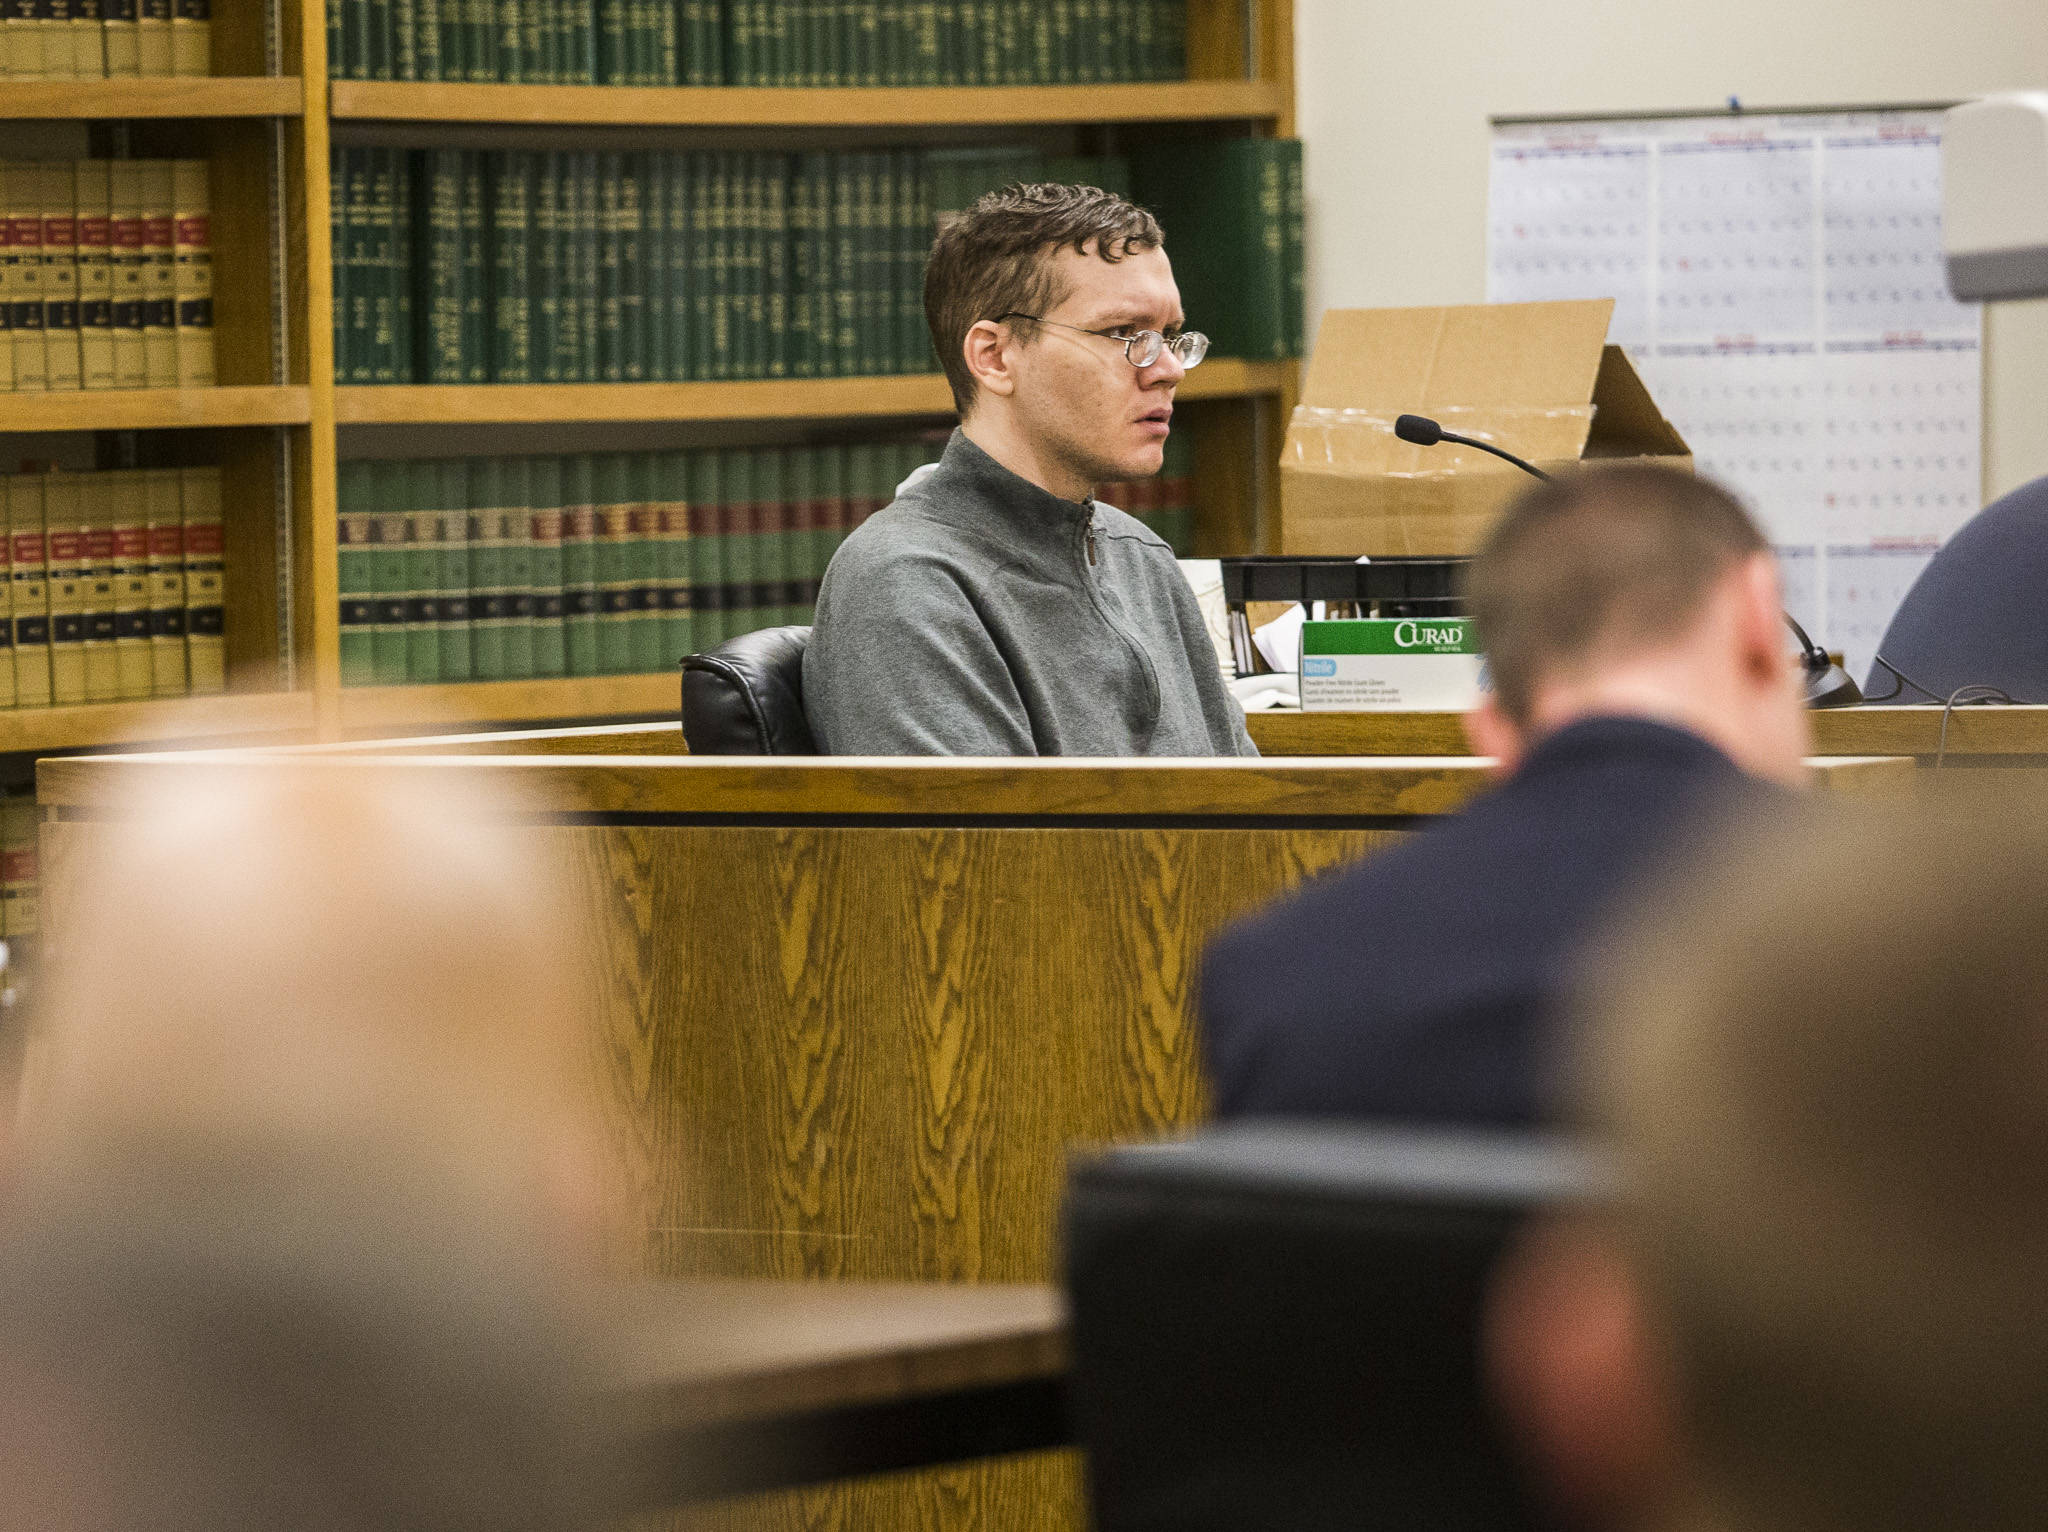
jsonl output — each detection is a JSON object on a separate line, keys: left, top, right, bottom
{"left": 38, "top": 744, "right": 1908, "bottom": 1530}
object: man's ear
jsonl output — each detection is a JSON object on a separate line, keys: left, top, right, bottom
{"left": 1485, "top": 1215, "right": 1684, "bottom": 1529}
{"left": 1464, "top": 694, "right": 1528, "bottom": 777}
{"left": 961, "top": 319, "right": 1019, "bottom": 401}
{"left": 1735, "top": 552, "right": 1792, "bottom": 685}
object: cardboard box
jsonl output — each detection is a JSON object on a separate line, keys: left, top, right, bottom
{"left": 1299, "top": 617, "right": 1485, "bottom": 711}
{"left": 1280, "top": 299, "right": 1691, "bottom": 556}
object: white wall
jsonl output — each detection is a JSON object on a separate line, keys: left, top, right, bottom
{"left": 1296, "top": 0, "right": 2048, "bottom": 500}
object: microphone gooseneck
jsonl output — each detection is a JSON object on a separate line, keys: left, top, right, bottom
{"left": 1393, "top": 413, "right": 1551, "bottom": 481}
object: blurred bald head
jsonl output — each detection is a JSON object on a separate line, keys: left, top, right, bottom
{"left": 1581, "top": 803, "right": 2048, "bottom": 1532}
{"left": 21, "top": 761, "right": 611, "bottom": 1250}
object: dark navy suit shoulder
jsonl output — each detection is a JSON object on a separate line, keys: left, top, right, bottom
{"left": 1199, "top": 717, "right": 1771, "bottom": 1127}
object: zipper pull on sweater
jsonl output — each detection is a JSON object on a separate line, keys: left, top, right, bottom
{"left": 1086, "top": 523, "right": 1098, "bottom": 566}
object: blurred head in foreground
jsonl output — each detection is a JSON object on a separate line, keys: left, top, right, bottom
{"left": 1492, "top": 803, "right": 2048, "bottom": 1532}
{"left": 1465, "top": 465, "right": 1810, "bottom": 786}
{"left": 1, "top": 762, "right": 623, "bottom": 1530}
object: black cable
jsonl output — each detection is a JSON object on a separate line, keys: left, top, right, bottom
{"left": 1936, "top": 684, "right": 2018, "bottom": 769}
{"left": 1865, "top": 654, "right": 1947, "bottom": 704}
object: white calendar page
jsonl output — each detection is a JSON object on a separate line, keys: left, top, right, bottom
{"left": 1488, "top": 109, "right": 1983, "bottom": 681}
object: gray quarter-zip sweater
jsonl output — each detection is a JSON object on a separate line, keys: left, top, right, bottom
{"left": 803, "top": 430, "right": 1258, "bottom": 757}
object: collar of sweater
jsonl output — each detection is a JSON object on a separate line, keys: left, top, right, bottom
{"left": 913, "top": 429, "right": 1098, "bottom": 546}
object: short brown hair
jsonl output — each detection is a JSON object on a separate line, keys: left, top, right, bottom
{"left": 924, "top": 182, "right": 1163, "bottom": 413}
{"left": 1585, "top": 801, "right": 2048, "bottom": 1532}
{"left": 1466, "top": 465, "right": 1768, "bottom": 727}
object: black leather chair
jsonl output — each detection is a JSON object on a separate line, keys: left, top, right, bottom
{"left": 1063, "top": 1122, "right": 1606, "bottom": 1532}
{"left": 679, "top": 626, "right": 817, "bottom": 755}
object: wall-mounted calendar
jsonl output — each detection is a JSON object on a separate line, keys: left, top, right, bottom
{"left": 1487, "top": 108, "right": 1983, "bottom": 683}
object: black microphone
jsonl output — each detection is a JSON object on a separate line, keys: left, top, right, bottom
{"left": 1396, "top": 413, "right": 1863, "bottom": 710}
{"left": 1394, "top": 413, "right": 1552, "bottom": 481}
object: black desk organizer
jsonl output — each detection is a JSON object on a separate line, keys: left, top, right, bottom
{"left": 1220, "top": 556, "right": 1469, "bottom": 677}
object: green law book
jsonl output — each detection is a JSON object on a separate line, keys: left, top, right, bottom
{"left": 1049, "top": 0, "right": 1072, "bottom": 82}
{"left": 740, "top": 152, "right": 769, "bottom": 380}
{"left": 537, "top": 152, "right": 573, "bottom": 382}
{"left": 337, "top": 460, "right": 377, "bottom": 687}
{"left": 462, "top": 0, "right": 491, "bottom": 77}
{"left": 752, "top": 448, "right": 789, "bottom": 629}
{"left": 528, "top": 0, "right": 551, "bottom": 77}
{"left": 806, "top": 0, "right": 831, "bottom": 85}
{"left": 829, "top": 155, "right": 857, "bottom": 377}
{"left": 643, "top": 155, "right": 667, "bottom": 379}
{"left": 763, "top": 154, "right": 789, "bottom": 379}
{"left": 457, "top": 151, "right": 488, "bottom": 381}
{"left": 616, "top": 154, "right": 646, "bottom": 382}
{"left": 686, "top": 449, "right": 724, "bottom": 650}
{"left": 956, "top": 0, "right": 981, "bottom": 84}
{"left": 370, "top": 460, "right": 410, "bottom": 685}
{"left": 815, "top": 441, "right": 849, "bottom": 580}
{"left": 655, "top": 449, "right": 692, "bottom": 668}
{"left": 403, "top": 460, "right": 441, "bottom": 682}
{"left": 366, "top": 148, "right": 401, "bottom": 384}
{"left": 466, "top": 457, "right": 508, "bottom": 680}
{"left": 1129, "top": 137, "right": 1288, "bottom": 361}
{"left": 416, "top": 148, "right": 464, "bottom": 382}
{"left": 720, "top": 0, "right": 746, "bottom": 83}
{"left": 1280, "top": 136, "right": 1305, "bottom": 357}
{"left": 706, "top": 153, "right": 734, "bottom": 381}
{"left": 676, "top": 0, "right": 704, "bottom": 83}
{"left": 393, "top": 152, "right": 418, "bottom": 380}
{"left": 890, "top": 148, "right": 921, "bottom": 373}
{"left": 573, "top": 151, "right": 599, "bottom": 382}
{"left": 855, "top": 153, "right": 884, "bottom": 377}
{"left": 435, "top": 0, "right": 461, "bottom": 79}
{"left": 627, "top": 454, "right": 663, "bottom": 673}
{"left": 329, "top": 150, "right": 351, "bottom": 378}
{"left": 852, "top": 0, "right": 876, "bottom": 85}
{"left": 413, "top": 0, "right": 440, "bottom": 75}
{"left": 435, "top": 458, "right": 472, "bottom": 680}
{"left": 783, "top": 446, "right": 815, "bottom": 621}
{"left": 528, "top": 455, "right": 565, "bottom": 678}
{"left": 490, "top": 150, "right": 533, "bottom": 382}
{"left": 663, "top": 153, "right": 690, "bottom": 380}
{"left": 595, "top": 152, "right": 624, "bottom": 382}
{"left": 326, "top": 0, "right": 345, "bottom": 74}
{"left": 590, "top": 453, "right": 634, "bottom": 674}
{"left": 786, "top": 154, "right": 819, "bottom": 379}
{"left": 653, "top": 0, "right": 674, "bottom": 80}
{"left": 499, "top": 455, "right": 535, "bottom": 680}
{"left": 718, "top": 448, "right": 757, "bottom": 638}
{"left": 392, "top": 0, "right": 416, "bottom": 76}
{"left": 362, "top": 0, "right": 389, "bottom": 75}
{"left": 592, "top": 0, "right": 621, "bottom": 79}
{"left": 561, "top": 454, "right": 598, "bottom": 675}
{"left": 567, "top": 0, "right": 593, "bottom": 79}
{"left": 913, "top": 0, "right": 939, "bottom": 84}
{"left": 687, "top": 152, "right": 714, "bottom": 381}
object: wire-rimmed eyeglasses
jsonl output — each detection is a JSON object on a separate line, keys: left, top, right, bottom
{"left": 994, "top": 313, "right": 1210, "bottom": 370}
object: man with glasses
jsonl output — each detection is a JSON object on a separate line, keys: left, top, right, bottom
{"left": 802, "top": 182, "right": 1257, "bottom": 757}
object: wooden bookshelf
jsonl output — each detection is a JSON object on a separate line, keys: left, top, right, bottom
{"left": 333, "top": 360, "right": 1291, "bottom": 426}
{"left": 0, "top": 693, "right": 315, "bottom": 755}
{"left": 329, "top": 78, "right": 1288, "bottom": 127}
{"left": 336, "top": 674, "right": 679, "bottom": 731}
{"left": 0, "top": 387, "right": 313, "bottom": 433}
{"left": 0, "top": 0, "right": 1297, "bottom": 752}
{"left": 0, "top": 78, "right": 305, "bottom": 119}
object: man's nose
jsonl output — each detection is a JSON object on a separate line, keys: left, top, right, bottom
{"left": 1143, "top": 348, "right": 1186, "bottom": 386}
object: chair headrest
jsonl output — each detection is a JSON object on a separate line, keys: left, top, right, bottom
{"left": 680, "top": 626, "right": 817, "bottom": 755}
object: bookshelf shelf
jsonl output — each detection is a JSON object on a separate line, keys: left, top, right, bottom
{"left": 0, "top": 387, "right": 313, "bottom": 433}
{"left": 336, "top": 674, "right": 679, "bottom": 731}
{"left": 328, "top": 79, "right": 1288, "bottom": 129}
{"left": 0, "top": 78, "right": 306, "bottom": 119}
{"left": 333, "top": 361, "right": 1289, "bottom": 425}
{"left": 0, "top": 692, "right": 315, "bottom": 755}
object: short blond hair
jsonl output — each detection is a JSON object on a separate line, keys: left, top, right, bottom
{"left": 1584, "top": 800, "right": 2048, "bottom": 1532}
{"left": 1468, "top": 466, "right": 1768, "bottom": 727}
